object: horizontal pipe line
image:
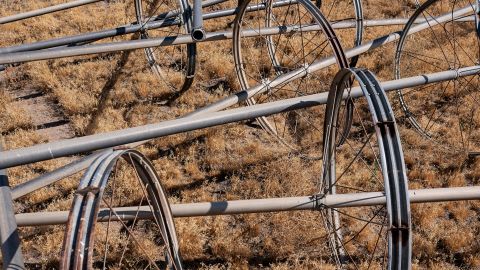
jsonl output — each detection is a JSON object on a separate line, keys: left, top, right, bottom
{"left": 0, "top": 24, "right": 319, "bottom": 64}
{"left": 180, "top": 5, "right": 474, "bottom": 116}
{"left": 2, "top": 65, "right": 479, "bottom": 171}
{"left": 11, "top": 63, "right": 476, "bottom": 199}
{"left": 0, "top": 0, "right": 238, "bottom": 54}
{"left": 0, "top": 0, "right": 296, "bottom": 55}
{"left": 14, "top": 186, "right": 480, "bottom": 226}
{"left": 1, "top": 12, "right": 474, "bottom": 55}
{"left": 0, "top": 0, "right": 102, "bottom": 24}
{"left": 333, "top": 15, "right": 475, "bottom": 29}
{"left": 0, "top": 5, "right": 471, "bottom": 65}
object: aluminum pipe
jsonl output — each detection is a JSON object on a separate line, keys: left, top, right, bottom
{"left": 14, "top": 186, "right": 480, "bottom": 226}
{"left": 0, "top": 0, "right": 294, "bottom": 54}
{"left": 1, "top": 65, "right": 479, "bottom": 170}
{"left": 0, "top": 0, "right": 102, "bottom": 25}
{"left": 0, "top": 5, "right": 471, "bottom": 65}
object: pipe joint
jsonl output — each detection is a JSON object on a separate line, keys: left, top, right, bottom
{"left": 191, "top": 27, "right": 206, "bottom": 41}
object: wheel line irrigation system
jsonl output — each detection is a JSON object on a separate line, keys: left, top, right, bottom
{"left": 1, "top": 0, "right": 480, "bottom": 269}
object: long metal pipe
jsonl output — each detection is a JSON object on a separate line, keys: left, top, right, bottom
{"left": 0, "top": 0, "right": 474, "bottom": 54}
{"left": 0, "top": 5, "right": 471, "bottom": 65}
{"left": 0, "top": 143, "right": 25, "bottom": 269}
{"left": 0, "top": 0, "right": 102, "bottom": 25}
{"left": 8, "top": 64, "right": 470, "bottom": 200}
{"left": 9, "top": 65, "right": 479, "bottom": 216}
{"left": 5, "top": 6, "right": 476, "bottom": 195}
{"left": 1, "top": 65, "right": 479, "bottom": 171}
{"left": 0, "top": 24, "right": 318, "bottom": 64}
{"left": 10, "top": 151, "right": 108, "bottom": 200}
{"left": 161, "top": 4, "right": 477, "bottom": 116}
{"left": 13, "top": 186, "right": 480, "bottom": 226}
{"left": 333, "top": 15, "right": 475, "bottom": 28}
{"left": 0, "top": 19, "right": 180, "bottom": 55}
{"left": 0, "top": 12, "right": 474, "bottom": 55}
{"left": 0, "top": 0, "right": 295, "bottom": 55}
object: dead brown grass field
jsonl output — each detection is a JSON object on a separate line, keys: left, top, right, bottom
{"left": 1, "top": 0, "right": 480, "bottom": 269}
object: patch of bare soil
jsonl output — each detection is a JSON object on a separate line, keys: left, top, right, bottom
{"left": 2, "top": 69, "right": 74, "bottom": 141}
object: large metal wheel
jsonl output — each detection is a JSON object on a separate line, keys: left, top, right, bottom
{"left": 394, "top": 0, "right": 480, "bottom": 153}
{"left": 135, "top": 0, "right": 197, "bottom": 99}
{"left": 61, "top": 150, "right": 182, "bottom": 269}
{"left": 233, "top": 0, "right": 349, "bottom": 156}
{"left": 320, "top": 68, "right": 411, "bottom": 269}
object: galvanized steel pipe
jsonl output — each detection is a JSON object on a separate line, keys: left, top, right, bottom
{"left": 0, "top": 5, "right": 471, "bottom": 65}
{"left": 1, "top": 65, "right": 479, "bottom": 170}
{"left": 0, "top": 0, "right": 102, "bottom": 24}
{"left": 0, "top": 0, "right": 294, "bottom": 54}
{"left": 14, "top": 186, "right": 480, "bottom": 226}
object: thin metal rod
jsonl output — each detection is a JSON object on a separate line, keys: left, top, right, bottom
{"left": 2, "top": 65, "right": 479, "bottom": 171}
{"left": 0, "top": 5, "right": 471, "bottom": 65}
{"left": 14, "top": 186, "right": 480, "bottom": 226}
{"left": 0, "top": 142, "right": 25, "bottom": 268}
{"left": 0, "top": 0, "right": 102, "bottom": 25}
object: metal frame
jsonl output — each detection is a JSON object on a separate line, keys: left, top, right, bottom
{"left": 0, "top": 1, "right": 479, "bottom": 268}
{"left": 0, "top": 63, "right": 480, "bottom": 265}
{"left": 14, "top": 186, "right": 480, "bottom": 227}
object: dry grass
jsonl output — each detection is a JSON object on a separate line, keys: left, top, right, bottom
{"left": 1, "top": 0, "right": 480, "bottom": 269}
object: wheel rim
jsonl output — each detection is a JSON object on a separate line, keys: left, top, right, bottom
{"left": 233, "top": 0, "right": 348, "bottom": 158}
{"left": 394, "top": 0, "right": 480, "bottom": 154}
{"left": 319, "top": 0, "right": 363, "bottom": 67}
{"left": 61, "top": 150, "right": 182, "bottom": 269}
{"left": 135, "top": 0, "right": 197, "bottom": 99}
{"left": 321, "top": 68, "right": 411, "bottom": 269}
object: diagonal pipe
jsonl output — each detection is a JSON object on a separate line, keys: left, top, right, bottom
{"left": 2, "top": 65, "right": 479, "bottom": 172}
{"left": 0, "top": 0, "right": 102, "bottom": 25}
